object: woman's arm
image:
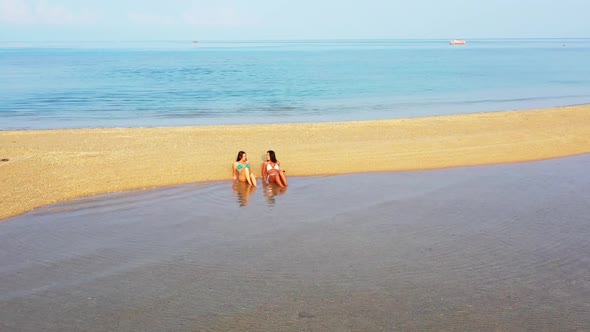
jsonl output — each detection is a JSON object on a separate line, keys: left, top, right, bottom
{"left": 261, "top": 162, "right": 268, "bottom": 180}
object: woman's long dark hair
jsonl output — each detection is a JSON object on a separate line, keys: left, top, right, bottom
{"left": 267, "top": 150, "right": 277, "bottom": 163}
{"left": 236, "top": 151, "right": 246, "bottom": 162}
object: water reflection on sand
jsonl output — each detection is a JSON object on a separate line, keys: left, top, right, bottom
{"left": 1, "top": 155, "right": 590, "bottom": 331}
{"left": 232, "top": 180, "right": 288, "bottom": 208}
{"left": 232, "top": 182, "right": 257, "bottom": 207}
{"left": 262, "top": 182, "right": 287, "bottom": 206}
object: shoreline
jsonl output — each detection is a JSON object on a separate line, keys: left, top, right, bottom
{"left": 1, "top": 104, "right": 590, "bottom": 220}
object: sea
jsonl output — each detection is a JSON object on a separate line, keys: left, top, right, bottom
{"left": 1, "top": 38, "right": 589, "bottom": 130}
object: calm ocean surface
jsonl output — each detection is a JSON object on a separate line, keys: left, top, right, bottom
{"left": 1, "top": 39, "right": 589, "bottom": 130}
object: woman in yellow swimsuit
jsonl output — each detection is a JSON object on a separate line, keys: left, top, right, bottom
{"left": 262, "top": 150, "right": 288, "bottom": 188}
{"left": 233, "top": 151, "right": 257, "bottom": 186}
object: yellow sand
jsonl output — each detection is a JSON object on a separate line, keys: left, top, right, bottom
{"left": 1, "top": 105, "right": 590, "bottom": 220}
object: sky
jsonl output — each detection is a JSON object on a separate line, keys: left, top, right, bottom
{"left": 1, "top": 0, "right": 589, "bottom": 41}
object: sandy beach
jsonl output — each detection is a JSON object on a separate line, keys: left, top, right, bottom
{"left": 1, "top": 105, "right": 590, "bottom": 220}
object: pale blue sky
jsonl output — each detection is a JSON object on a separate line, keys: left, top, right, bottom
{"left": 1, "top": 0, "right": 588, "bottom": 41}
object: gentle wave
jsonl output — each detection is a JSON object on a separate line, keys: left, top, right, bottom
{"left": 1, "top": 39, "right": 590, "bottom": 129}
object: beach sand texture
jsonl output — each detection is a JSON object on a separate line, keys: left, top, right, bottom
{"left": 1, "top": 105, "right": 590, "bottom": 220}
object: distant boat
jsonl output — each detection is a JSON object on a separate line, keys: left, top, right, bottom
{"left": 449, "top": 39, "right": 466, "bottom": 45}
{"left": 192, "top": 40, "right": 199, "bottom": 44}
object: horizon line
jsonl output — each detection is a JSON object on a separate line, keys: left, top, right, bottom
{"left": 1, "top": 37, "right": 590, "bottom": 43}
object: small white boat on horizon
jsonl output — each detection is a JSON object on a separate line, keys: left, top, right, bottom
{"left": 449, "top": 39, "right": 467, "bottom": 45}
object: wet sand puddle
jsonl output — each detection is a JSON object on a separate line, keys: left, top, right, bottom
{"left": 1, "top": 155, "right": 590, "bottom": 331}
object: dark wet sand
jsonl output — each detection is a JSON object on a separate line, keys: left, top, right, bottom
{"left": 1, "top": 155, "right": 590, "bottom": 331}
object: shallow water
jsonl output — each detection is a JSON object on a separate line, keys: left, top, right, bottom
{"left": 1, "top": 155, "right": 590, "bottom": 331}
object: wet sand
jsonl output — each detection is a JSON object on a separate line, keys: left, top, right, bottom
{"left": 1, "top": 154, "right": 589, "bottom": 331}
{"left": 2, "top": 105, "right": 590, "bottom": 220}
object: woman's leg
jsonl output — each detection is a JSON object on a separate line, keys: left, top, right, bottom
{"left": 278, "top": 171, "right": 288, "bottom": 187}
{"left": 273, "top": 173, "right": 286, "bottom": 188}
{"left": 243, "top": 168, "right": 256, "bottom": 186}
{"left": 238, "top": 171, "right": 247, "bottom": 183}
{"left": 267, "top": 173, "right": 282, "bottom": 187}
{"left": 242, "top": 168, "right": 252, "bottom": 185}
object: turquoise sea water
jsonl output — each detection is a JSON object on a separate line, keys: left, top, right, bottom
{"left": 1, "top": 39, "right": 589, "bottom": 130}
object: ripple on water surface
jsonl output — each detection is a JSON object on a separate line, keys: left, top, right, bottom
{"left": 1, "top": 155, "right": 590, "bottom": 331}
